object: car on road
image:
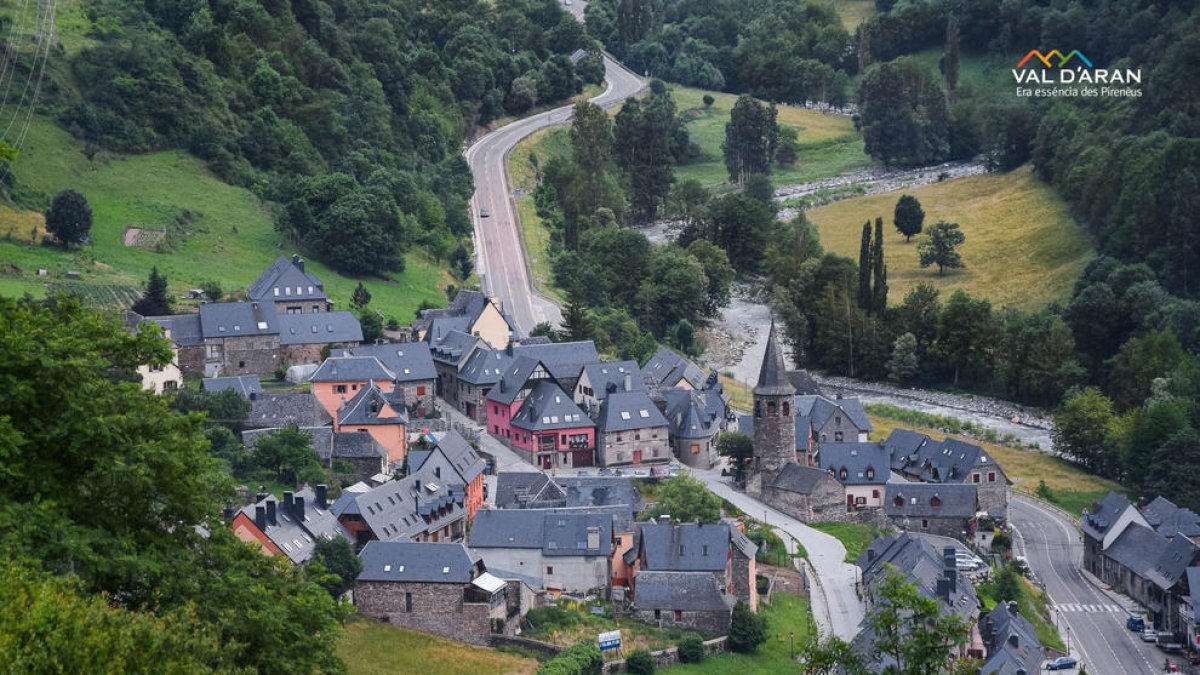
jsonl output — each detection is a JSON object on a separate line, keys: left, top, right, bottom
{"left": 1127, "top": 615, "right": 1146, "bottom": 632}
{"left": 1045, "top": 656, "right": 1078, "bottom": 670}
{"left": 1142, "top": 629, "right": 1159, "bottom": 642}
{"left": 480, "top": 207, "right": 491, "bottom": 217}
{"left": 598, "top": 468, "right": 613, "bottom": 476}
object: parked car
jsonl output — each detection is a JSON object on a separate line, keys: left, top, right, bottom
{"left": 1127, "top": 615, "right": 1146, "bottom": 632}
{"left": 598, "top": 468, "right": 614, "bottom": 476}
{"left": 1045, "top": 656, "right": 1078, "bottom": 670}
{"left": 480, "top": 207, "right": 491, "bottom": 217}
{"left": 1142, "top": 629, "right": 1159, "bottom": 642}
{"left": 956, "top": 558, "right": 981, "bottom": 571}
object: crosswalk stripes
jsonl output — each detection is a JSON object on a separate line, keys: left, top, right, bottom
{"left": 1053, "top": 603, "right": 1122, "bottom": 613}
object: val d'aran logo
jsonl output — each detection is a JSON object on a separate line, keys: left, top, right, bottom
{"left": 1012, "top": 49, "right": 1143, "bottom": 97}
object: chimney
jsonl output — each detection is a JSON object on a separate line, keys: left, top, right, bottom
{"left": 1007, "top": 634, "right": 1019, "bottom": 649}
{"left": 659, "top": 514, "right": 671, "bottom": 525}
{"left": 606, "top": 382, "right": 617, "bottom": 394}
{"left": 624, "top": 372, "right": 633, "bottom": 392}
{"left": 943, "top": 547, "right": 957, "bottom": 571}
{"left": 283, "top": 491, "right": 294, "bottom": 513}
{"left": 293, "top": 254, "right": 304, "bottom": 271}
{"left": 944, "top": 568, "right": 957, "bottom": 595}
{"left": 256, "top": 487, "right": 268, "bottom": 503}
{"left": 1008, "top": 600, "right": 1018, "bottom": 614}
{"left": 251, "top": 301, "right": 259, "bottom": 311}
{"left": 221, "top": 502, "right": 236, "bottom": 521}
{"left": 316, "top": 484, "right": 328, "bottom": 509}
{"left": 1016, "top": 670, "right": 1027, "bottom": 675}
{"left": 266, "top": 499, "right": 277, "bottom": 526}
{"left": 867, "top": 548, "right": 876, "bottom": 562}
{"left": 255, "top": 505, "right": 267, "bottom": 530}
{"left": 936, "top": 577, "right": 951, "bottom": 603}
{"left": 294, "top": 496, "right": 306, "bottom": 520}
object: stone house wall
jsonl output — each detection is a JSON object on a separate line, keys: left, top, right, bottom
{"left": 630, "top": 607, "right": 731, "bottom": 636}
{"left": 599, "top": 428, "right": 671, "bottom": 467}
{"left": 176, "top": 345, "right": 206, "bottom": 377}
{"left": 355, "top": 580, "right": 477, "bottom": 643}
{"left": 761, "top": 476, "right": 848, "bottom": 523}
{"left": 730, "top": 548, "right": 757, "bottom": 611}
{"left": 210, "top": 334, "right": 281, "bottom": 376}
{"left": 394, "top": 378, "right": 436, "bottom": 418}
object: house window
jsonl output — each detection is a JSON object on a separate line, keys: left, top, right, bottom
{"left": 856, "top": 496, "right": 866, "bottom": 505}
{"left": 893, "top": 496, "right": 904, "bottom": 508}
{"left": 546, "top": 566, "right": 554, "bottom": 575}
{"left": 635, "top": 433, "right": 641, "bottom": 441}
{"left": 783, "top": 401, "right": 790, "bottom": 416}
{"left": 872, "top": 489, "right": 879, "bottom": 498}
{"left": 617, "top": 452, "right": 624, "bottom": 462}
{"left": 165, "top": 380, "right": 178, "bottom": 391}
{"left": 313, "top": 305, "right": 321, "bottom": 312}
{"left": 834, "top": 431, "right": 844, "bottom": 442}
{"left": 921, "top": 519, "right": 929, "bottom": 529}
{"left": 285, "top": 286, "right": 292, "bottom": 296}
{"left": 654, "top": 609, "right": 661, "bottom": 620}
{"left": 866, "top": 467, "right": 874, "bottom": 480}
{"left": 405, "top": 592, "right": 413, "bottom": 612}
{"left": 238, "top": 361, "right": 246, "bottom": 369}
{"left": 273, "top": 288, "right": 279, "bottom": 297}
{"left": 836, "top": 415, "right": 842, "bottom": 425}
{"left": 839, "top": 468, "right": 848, "bottom": 480}
{"left": 768, "top": 401, "right": 777, "bottom": 417}
{"left": 494, "top": 425, "right": 499, "bottom": 434}
{"left": 335, "top": 385, "right": 347, "bottom": 394}
{"left": 972, "top": 473, "right": 981, "bottom": 484}
{"left": 754, "top": 401, "right": 762, "bottom": 419}
{"left": 561, "top": 434, "right": 568, "bottom": 445}
{"left": 417, "top": 386, "right": 426, "bottom": 396}
{"left": 690, "top": 444, "right": 700, "bottom": 455}
{"left": 988, "top": 472, "right": 996, "bottom": 482}
{"left": 931, "top": 496, "right": 942, "bottom": 508}
{"left": 674, "top": 610, "right": 683, "bottom": 621}
{"left": 493, "top": 405, "right": 499, "bottom": 415}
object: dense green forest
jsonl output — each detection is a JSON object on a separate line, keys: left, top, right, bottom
{"left": 43, "top": 0, "right": 601, "bottom": 276}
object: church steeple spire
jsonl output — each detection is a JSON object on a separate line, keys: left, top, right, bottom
{"left": 755, "top": 320, "right": 795, "bottom": 396}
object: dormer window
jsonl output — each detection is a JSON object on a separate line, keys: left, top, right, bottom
{"left": 839, "top": 468, "right": 848, "bottom": 480}
{"left": 866, "top": 467, "right": 875, "bottom": 480}
{"left": 931, "top": 496, "right": 942, "bottom": 508}
{"left": 893, "top": 496, "right": 904, "bottom": 508}
{"left": 273, "top": 288, "right": 279, "bottom": 296}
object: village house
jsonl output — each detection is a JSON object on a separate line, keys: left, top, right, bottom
{"left": 493, "top": 473, "right": 644, "bottom": 513}
{"left": 229, "top": 485, "right": 349, "bottom": 565}
{"left": 884, "top": 428, "right": 1009, "bottom": 522}
{"left": 408, "top": 431, "right": 487, "bottom": 520}
{"left": 596, "top": 389, "right": 671, "bottom": 467}
{"left": 467, "top": 509, "right": 617, "bottom": 594}
{"left": 757, "top": 463, "right": 847, "bottom": 522}
{"left": 333, "top": 381, "right": 409, "bottom": 466}
{"left": 415, "top": 290, "right": 516, "bottom": 349}
{"left": 661, "top": 388, "right": 724, "bottom": 470}
{"left": 508, "top": 380, "right": 597, "bottom": 469}
{"left": 136, "top": 328, "right": 184, "bottom": 394}
{"left": 431, "top": 331, "right": 504, "bottom": 422}
{"left": 629, "top": 571, "right": 733, "bottom": 636}
{"left": 335, "top": 342, "right": 437, "bottom": 417}
{"left": 884, "top": 482, "right": 979, "bottom": 539}
{"left": 624, "top": 521, "right": 758, "bottom": 611}
{"left": 575, "top": 360, "right": 643, "bottom": 415}
{"left": 817, "top": 442, "right": 890, "bottom": 509}
{"left": 354, "top": 541, "right": 526, "bottom": 645}
{"left": 979, "top": 600, "right": 1045, "bottom": 675}
{"left": 642, "top": 347, "right": 709, "bottom": 391}
{"left": 309, "top": 356, "right": 395, "bottom": 419}
{"left": 248, "top": 255, "right": 333, "bottom": 315}
{"left": 245, "top": 392, "right": 331, "bottom": 429}
{"left": 797, "top": 393, "right": 872, "bottom": 444}
{"left": 737, "top": 411, "right": 816, "bottom": 467}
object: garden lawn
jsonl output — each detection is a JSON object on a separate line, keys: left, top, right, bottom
{"left": 671, "top": 85, "right": 870, "bottom": 190}
{"left": 1, "top": 112, "right": 449, "bottom": 321}
{"left": 665, "top": 594, "right": 812, "bottom": 673}
{"left": 867, "top": 412, "right": 1122, "bottom": 516}
{"left": 831, "top": 0, "right": 876, "bottom": 29}
{"left": 337, "top": 618, "right": 538, "bottom": 675}
{"left": 804, "top": 165, "right": 1095, "bottom": 309}
{"left": 522, "top": 602, "right": 693, "bottom": 652}
{"left": 808, "top": 522, "right": 890, "bottom": 563}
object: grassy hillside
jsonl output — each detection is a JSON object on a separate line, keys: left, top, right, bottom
{"left": 338, "top": 619, "right": 538, "bottom": 675}
{"left": 671, "top": 85, "right": 870, "bottom": 190}
{"left": 804, "top": 165, "right": 1095, "bottom": 309}
{"left": 0, "top": 112, "right": 450, "bottom": 320}
{"left": 828, "top": 0, "right": 876, "bottom": 29}
{"left": 508, "top": 126, "right": 571, "bottom": 302}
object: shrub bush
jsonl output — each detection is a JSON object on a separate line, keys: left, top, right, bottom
{"left": 625, "top": 649, "right": 655, "bottom": 674}
{"left": 728, "top": 601, "right": 767, "bottom": 653}
{"left": 677, "top": 633, "right": 705, "bottom": 663}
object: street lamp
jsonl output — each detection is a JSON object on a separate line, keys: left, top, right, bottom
{"left": 789, "top": 631, "right": 795, "bottom": 659}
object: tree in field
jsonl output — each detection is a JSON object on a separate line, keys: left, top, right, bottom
{"left": 728, "top": 600, "right": 767, "bottom": 653}
{"left": 45, "top": 189, "right": 93, "bottom": 247}
{"left": 723, "top": 94, "right": 778, "bottom": 186}
{"left": 893, "top": 194, "right": 925, "bottom": 242}
{"left": 706, "top": 192, "right": 776, "bottom": 274}
{"left": 638, "top": 474, "right": 722, "bottom": 524}
{"left": 702, "top": 94, "right": 714, "bottom": 108}
{"left": 614, "top": 81, "right": 678, "bottom": 223}
{"left": 131, "top": 266, "right": 172, "bottom": 316}
{"left": 887, "top": 332, "right": 920, "bottom": 384}
{"left": 872, "top": 217, "right": 888, "bottom": 314}
{"left": 0, "top": 295, "right": 344, "bottom": 672}
{"left": 936, "top": 289, "right": 993, "bottom": 387}
{"left": 718, "top": 431, "right": 755, "bottom": 484}
{"left": 858, "top": 221, "right": 873, "bottom": 310}
{"left": 918, "top": 221, "right": 965, "bottom": 275}
{"left": 350, "top": 282, "right": 372, "bottom": 311}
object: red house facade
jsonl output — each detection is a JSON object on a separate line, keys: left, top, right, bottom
{"left": 509, "top": 380, "right": 596, "bottom": 469}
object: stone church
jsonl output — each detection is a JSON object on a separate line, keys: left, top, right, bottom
{"left": 745, "top": 322, "right": 847, "bottom": 521}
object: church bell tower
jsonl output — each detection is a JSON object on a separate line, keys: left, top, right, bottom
{"left": 750, "top": 320, "right": 796, "bottom": 490}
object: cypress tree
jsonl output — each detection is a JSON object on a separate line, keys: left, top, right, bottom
{"left": 872, "top": 216, "right": 888, "bottom": 314}
{"left": 858, "top": 221, "right": 872, "bottom": 310}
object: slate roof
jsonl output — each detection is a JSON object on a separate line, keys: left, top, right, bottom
{"left": 310, "top": 356, "right": 393, "bottom": 383}
{"left": 337, "top": 382, "right": 408, "bottom": 426}
{"left": 857, "top": 534, "right": 978, "bottom": 622}
{"left": 199, "top": 302, "right": 279, "bottom": 337}
{"left": 236, "top": 486, "right": 350, "bottom": 564}
{"left": 277, "top": 311, "right": 363, "bottom": 345}
{"left": 241, "top": 427, "right": 388, "bottom": 461}
{"left": 458, "top": 345, "right": 512, "bottom": 385}
{"left": 1104, "top": 523, "right": 1165, "bottom": 577}
{"left": 663, "top": 389, "right": 718, "bottom": 440}
{"left": 511, "top": 340, "right": 599, "bottom": 383}
{"left": 770, "top": 464, "right": 839, "bottom": 495}
{"left": 1079, "top": 491, "right": 1132, "bottom": 541}
{"left": 428, "top": 329, "right": 482, "bottom": 365}
{"left": 642, "top": 347, "right": 708, "bottom": 390}
{"left": 882, "top": 428, "right": 931, "bottom": 471}
{"left": 202, "top": 375, "right": 263, "bottom": 398}
{"left": 1142, "top": 496, "right": 1200, "bottom": 538}
{"left": 633, "top": 571, "right": 732, "bottom": 612}
{"left": 336, "top": 343, "right": 437, "bottom": 382}
{"left": 581, "top": 361, "right": 644, "bottom": 397}
{"left": 885, "top": 482, "right": 978, "bottom": 519}
{"left": 248, "top": 255, "right": 326, "bottom": 302}
{"left": 1188, "top": 567, "right": 1200, "bottom": 615}
{"left": 598, "top": 391, "right": 669, "bottom": 434}
{"left": 427, "top": 431, "right": 486, "bottom": 484}
{"left": 246, "top": 393, "right": 331, "bottom": 428}
{"left": 786, "top": 370, "right": 823, "bottom": 395}
{"left": 637, "top": 522, "right": 732, "bottom": 572}
{"left": 143, "top": 313, "right": 203, "bottom": 346}
{"left": 357, "top": 541, "right": 480, "bottom": 583}
{"left": 468, "top": 509, "right": 614, "bottom": 557}
{"left": 980, "top": 601, "right": 1042, "bottom": 675}
{"left": 887, "top": 431, "right": 1001, "bottom": 485}
{"left": 818, "top": 442, "right": 890, "bottom": 485}
{"left": 796, "top": 394, "right": 872, "bottom": 433}
{"left": 493, "top": 474, "right": 642, "bottom": 512}
{"left": 487, "top": 356, "right": 547, "bottom": 406}
{"left": 510, "top": 380, "right": 594, "bottom": 432}
{"left": 339, "top": 474, "right": 467, "bottom": 541}
{"left": 755, "top": 320, "right": 796, "bottom": 396}
{"left": 1146, "top": 533, "right": 1199, "bottom": 590}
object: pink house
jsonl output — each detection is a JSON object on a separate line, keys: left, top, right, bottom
{"left": 508, "top": 380, "right": 596, "bottom": 469}
{"left": 485, "top": 356, "right": 551, "bottom": 441}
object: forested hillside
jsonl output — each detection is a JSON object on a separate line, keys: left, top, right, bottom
{"left": 27, "top": 0, "right": 600, "bottom": 277}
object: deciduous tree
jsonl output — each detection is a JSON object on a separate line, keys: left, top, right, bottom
{"left": 639, "top": 474, "right": 722, "bottom": 524}
{"left": 918, "top": 221, "right": 965, "bottom": 276}
{"left": 894, "top": 194, "right": 925, "bottom": 242}
{"left": 45, "top": 189, "right": 93, "bottom": 248}
{"left": 723, "top": 95, "right": 778, "bottom": 186}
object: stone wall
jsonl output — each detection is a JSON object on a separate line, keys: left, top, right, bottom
{"left": 598, "top": 430, "right": 671, "bottom": 467}
{"left": 886, "top": 514, "right": 972, "bottom": 539}
{"left": 356, "top": 580, "right": 481, "bottom": 643}
{"left": 753, "top": 394, "right": 796, "bottom": 473}
{"left": 674, "top": 435, "right": 718, "bottom": 470}
{"left": 394, "top": 378, "right": 436, "bottom": 417}
{"left": 213, "top": 334, "right": 281, "bottom": 376}
{"left": 730, "top": 547, "right": 757, "bottom": 611}
{"left": 814, "top": 415, "right": 864, "bottom": 444}
{"left": 762, "top": 479, "right": 849, "bottom": 523}
{"left": 630, "top": 607, "right": 731, "bottom": 636}
{"left": 600, "top": 636, "right": 728, "bottom": 673}
{"left": 975, "top": 475, "right": 1009, "bottom": 520}
{"left": 177, "top": 345, "right": 206, "bottom": 377}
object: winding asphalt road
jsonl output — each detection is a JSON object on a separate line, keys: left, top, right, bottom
{"left": 465, "top": 55, "right": 644, "bottom": 335}
{"left": 1012, "top": 494, "right": 1166, "bottom": 674}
